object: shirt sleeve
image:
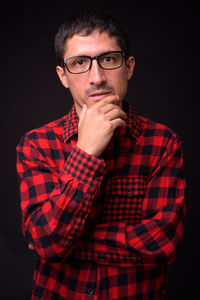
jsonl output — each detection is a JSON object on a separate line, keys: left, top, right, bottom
{"left": 16, "top": 134, "right": 106, "bottom": 262}
{"left": 71, "top": 135, "right": 186, "bottom": 267}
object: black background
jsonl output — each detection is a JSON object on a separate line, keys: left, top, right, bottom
{"left": 0, "top": 1, "right": 199, "bottom": 299}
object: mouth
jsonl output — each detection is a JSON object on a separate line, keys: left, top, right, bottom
{"left": 88, "top": 90, "right": 112, "bottom": 100}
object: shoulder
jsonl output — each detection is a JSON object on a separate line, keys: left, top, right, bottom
{"left": 134, "top": 114, "right": 183, "bottom": 159}
{"left": 17, "top": 115, "right": 66, "bottom": 149}
{"left": 132, "top": 114, "right": 184, "bottom": 171}
{"left": 137, "top": 114, "right": 181, "bottom": 143}
{"left": 124, "top": 101, "right": 181, "bottom": 145}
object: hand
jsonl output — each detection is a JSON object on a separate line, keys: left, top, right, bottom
{"left": 28, "top": 243, "right": 34, "bottom": 250}
{"left": 77, "top": 95, "right": 127, "bottom": 157}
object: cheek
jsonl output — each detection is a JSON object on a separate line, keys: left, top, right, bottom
{"left": 119, "top": 80, "right": 128, "bottom": 100}
{"left": 110, "top": 71, "right": 128, "bottom": 98}
{"left": 67, "top": 77, "right": 86, "bottom": 101}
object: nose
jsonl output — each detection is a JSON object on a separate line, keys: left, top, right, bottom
{"left": 88, "top": 59, "right": 106, "bottom": 85}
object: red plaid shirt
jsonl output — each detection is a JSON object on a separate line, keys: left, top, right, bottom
{"left": 16, "top": 101, "right": 186, "bottom": 299}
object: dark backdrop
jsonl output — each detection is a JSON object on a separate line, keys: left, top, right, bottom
{"left": 0, "top": 1, "right": 199, "bottom": 299}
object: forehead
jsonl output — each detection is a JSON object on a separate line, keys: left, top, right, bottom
{"left": 64, "top": 29, "right": 121, "bottom": 57}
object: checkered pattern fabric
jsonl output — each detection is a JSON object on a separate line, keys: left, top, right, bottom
{"left": 16, "top": 101, "right": 186, "bottom": 299}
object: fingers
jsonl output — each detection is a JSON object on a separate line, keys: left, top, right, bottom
{"left": 111, "top": 118, "right": 126, "bottom": 130}
{"left": 77, "top": 94, "right": 126, "bottom": 157}
{"left": 91, "top": 95, "right": 126, "bottom": 121}
{"left": 100, "top": 103, "right": 120, "bottom": 114}
{"left": 95, "top": 97, "right": 127, "bottom": 122}
{"left": 105, "top": 107, "right": 127, "bottom": 121}
{"left": 93, "top": 95, "right": 121, "bottom": 110}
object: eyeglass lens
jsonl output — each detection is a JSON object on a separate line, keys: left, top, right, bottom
{"left": 65, "top": 52, "right": 123, "bottom": 74}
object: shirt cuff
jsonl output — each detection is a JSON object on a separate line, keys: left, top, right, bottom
{"left": 62, "top": 146, "right": 106, "bottom": 191}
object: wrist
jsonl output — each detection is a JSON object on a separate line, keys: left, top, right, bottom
{"left": 76, "top": 143, "right": 100, "bottom": 158}
{"left": 63, "top": 146, "right": 106, "bottom": 190}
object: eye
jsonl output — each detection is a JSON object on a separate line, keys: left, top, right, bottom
{"left": 75, "top": 59, "right": 86, "bottom": 66}
{"left": 104, "top": 56, "right": 113, "bottom": 62}
{"left": 76, "top": 59, "right": 84, "bottom": 66}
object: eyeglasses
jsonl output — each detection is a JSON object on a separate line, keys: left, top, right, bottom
{"left": 62, "top": 51, "right": 125, "bottom": 74}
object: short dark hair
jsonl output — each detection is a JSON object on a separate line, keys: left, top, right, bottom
{"left": 54, "top": 10, "right": 130, "bottom": 66}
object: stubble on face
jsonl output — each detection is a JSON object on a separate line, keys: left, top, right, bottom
{"left": 60, "top": 30, "right": 133, "bottom": 115}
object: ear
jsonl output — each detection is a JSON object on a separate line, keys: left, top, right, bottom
{"left": 56, "top": 66, "right": 69, "bottom": 89}
{"left": 126, "top": 56, "right": 135, "bottom": 80}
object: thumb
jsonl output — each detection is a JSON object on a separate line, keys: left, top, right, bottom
{"left": 79, "top": 104, "right": 87, "bottom": 124}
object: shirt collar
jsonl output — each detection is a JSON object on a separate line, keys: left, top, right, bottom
{"left": 63, "top": 100, "right": 142, "bottom": 143}
{"left": 123, "top": 100, "right": 142, "bottom": 141}
{"left": 63, "top": 104, "right": 79, "bottom": 143}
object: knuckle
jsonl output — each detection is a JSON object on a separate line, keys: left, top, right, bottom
{"left": 99, "top": 114, "right": 105, "bottom": 122}
{"left": 111, "top": 104, "right": 117, "bottom": 109}
{"left": 92, "top": 108, "right": 100, "bottom": 117}
{"left": 104, "top": 120, "right": 113, "bottom": 131}
{"left": 114, "top": 107, "right": 123, "bottom": 117}
{"left": 106, "top": 103, "right": 114, "bottom": 110}
{"left": 114, "top": 107, "right": 121, "bottom": 113}
{"left": 94, "top": 108, "right": 100, "bottom": 115}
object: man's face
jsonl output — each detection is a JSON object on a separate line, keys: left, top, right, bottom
{"left": 56, "top": 29, "right": 135, "bottom": 116}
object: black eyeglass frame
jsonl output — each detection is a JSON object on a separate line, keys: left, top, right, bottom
{"left": 62, "top": 51, "right": 126, "bottom": 74}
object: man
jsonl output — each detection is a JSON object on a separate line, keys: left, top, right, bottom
{"left": 16, "top": 10, "right": 186, "bottom": 299}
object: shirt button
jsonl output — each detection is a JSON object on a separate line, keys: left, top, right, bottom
{"left": 87, "top": 288, "right": 95, "bottom": 295}
{"left": 127, "top": 189, "right": 132, "bottom": 194}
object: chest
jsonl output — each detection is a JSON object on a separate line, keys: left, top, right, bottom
{"left": 89, "top": 135, "right": 148, "bottom": 225}
{"left": 57, "top": 134, "right": 152, "bottom": 225}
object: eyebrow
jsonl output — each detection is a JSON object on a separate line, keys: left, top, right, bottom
{"left": 65, "top": 50, "right": 120, "bottom": 58}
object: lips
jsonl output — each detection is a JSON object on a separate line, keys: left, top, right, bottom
{"left": 89, "top": 90, "right": 112, "bottom": 99}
